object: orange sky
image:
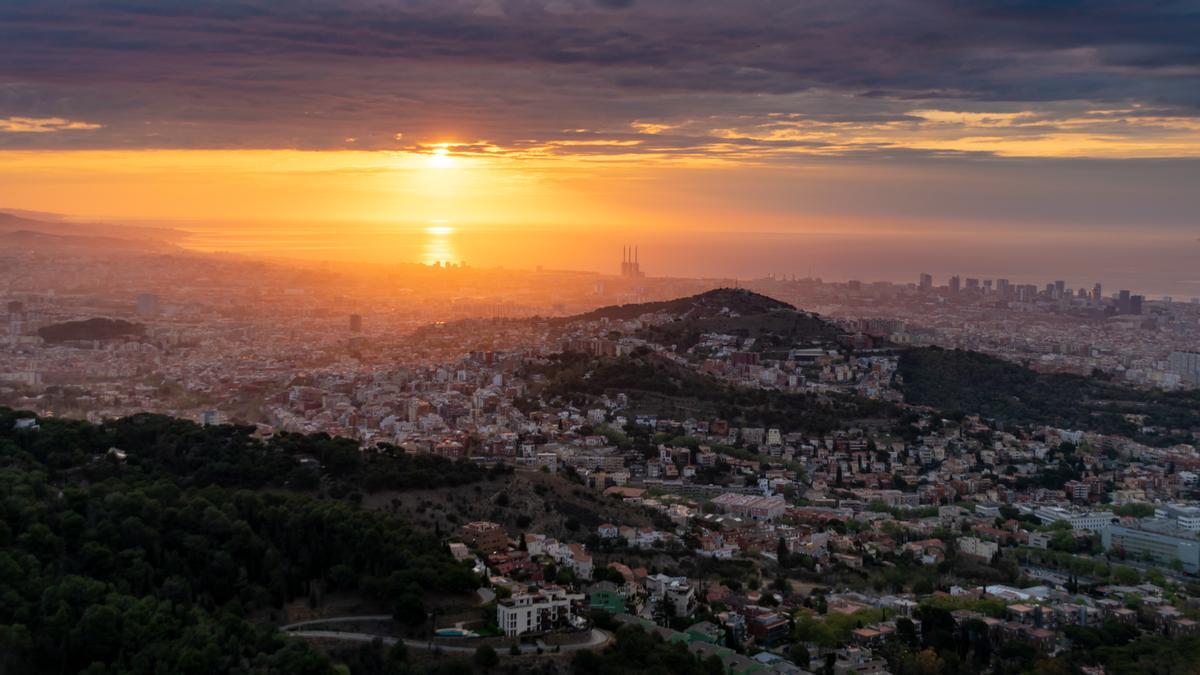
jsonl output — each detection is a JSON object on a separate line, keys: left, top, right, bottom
{"left": 1, "top": 1, "right": 1198, "bottom": 272}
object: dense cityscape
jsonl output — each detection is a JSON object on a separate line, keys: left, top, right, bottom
{"left": 4, "top": 1, "right": 1200, "bottom": 673}
{"left": 4, "top": 219, "right": 1200, "bottom": 673}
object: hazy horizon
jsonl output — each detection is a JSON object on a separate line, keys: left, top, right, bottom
{"left": 170, "top": 219, "right": 1199, "bottom": 299}
{"left": 2, "top": 1, "right": 1198, "bottom": 292}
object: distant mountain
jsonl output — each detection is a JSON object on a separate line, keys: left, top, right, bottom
{"left": 0, "top": 229, "right": 173, "bottom": 254}
{"left": 0, "top": 211, "right": 183, "bottom": 252}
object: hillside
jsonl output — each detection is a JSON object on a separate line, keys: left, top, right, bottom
{"left": 564, "top": 287, "right": 794, "bottom": 323}
{"left": 0, "top": 407, "right": 482, "bottom": 674}
{"left": 564, "top": 288, "right": 844, "bottom": 353}
{"left": 897, "top": 347, "right": 1200, "bottom": 445}
{"left": 527, "top": 350, "right": 897, "bottom": 434}
{"left": 37, "top": 317, "right": 145, "bottom": 343}
{"left": 0, "top": 211, "right": 184, "bottom": 245}
{"left": 640, "top": 305, "right": 844, "bottom": 353}
{"left": 365, "top": 468, "right": 660, "bottom": 544}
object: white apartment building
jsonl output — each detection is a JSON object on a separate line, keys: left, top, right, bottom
{"left": 497, "top": 588, "right": 585, "bottom": 637}
{"left": 1032, "top": 506, "right": 1119, "bottom": 532}
{"left": 958, "top": 536, "right": 999, "bottom": 560}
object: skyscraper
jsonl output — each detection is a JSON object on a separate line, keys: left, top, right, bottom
{"left": 136, "top": 293, "right": 159, "bottom": 317}
{"left": 919, "top": 273, "right": 932, "bottom": 291}
{"left": 1169, "top": 351, "right": 1200, "bottom": 385}
{"left": 349, "top": 313, "right": 363, "bottom": 332}
{"left": 948, "top": 276, "right": 960, "bottom": 295}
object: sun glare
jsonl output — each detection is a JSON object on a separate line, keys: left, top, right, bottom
{"left": 426, "top": 146, "right": 455, "bottom": 169}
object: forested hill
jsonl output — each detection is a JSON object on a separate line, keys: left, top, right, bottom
{"left": 0, "top": 409, "right": 489, "bottom": 674}
{"left": 562, "top": 288, "right": 795, "bottom": 323}
{"left": 897, "top": 347, "right": 1200, "bottom": 445}
{"left": 563, "top": 288, "right": 845, "bottom": 353}
{"left": 526, "top": 349, "right": 897, "bottom": 434}
{"left": 38, "top": 317, "right": 144, "bottom": 343}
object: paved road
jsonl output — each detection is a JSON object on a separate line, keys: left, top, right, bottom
{"left": 281, "top": 618, "right": 611, "bottom": 656}
{"left": 281, "top": 615, "right": 394, "bottom": 631}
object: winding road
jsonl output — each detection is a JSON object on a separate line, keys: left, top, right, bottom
{"left": 280, "top": 616, "right": 612, "bottom": 656}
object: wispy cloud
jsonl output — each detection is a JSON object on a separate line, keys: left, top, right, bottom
{"left": 0, "top": 117, "right": 103, "bottom": 133}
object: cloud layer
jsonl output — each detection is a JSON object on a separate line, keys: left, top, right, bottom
{"left": 1, "top": 0, "right": 1199, "bottom": 159}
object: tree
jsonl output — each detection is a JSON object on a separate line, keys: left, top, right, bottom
{"left": 384, "top": 641, "right": 409, "bottom": 674}
{"left": 473, "top": 645, "right": 499, "bottom": 670}
{"left": 1113, "top": 565, "right": 1141, "bottom": 585}
{"left": 895, "top": 617, "right": 918, "bottom": 647}
{"left": 788, "top": 643, "right": 811, "bottom": 667}
{"left": 393, "top": 594, "right": 427, "bottom": 626}
{"left": 911, "top": 648, "right": 945, "bottom": 675}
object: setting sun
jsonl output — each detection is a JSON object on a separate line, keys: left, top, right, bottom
{"left": 426, "top": 146, "right": 455, "bottom": 169}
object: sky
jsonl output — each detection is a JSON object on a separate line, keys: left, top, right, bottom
{"left": 1, "top": 0, "right": 1198, "bottom": 284}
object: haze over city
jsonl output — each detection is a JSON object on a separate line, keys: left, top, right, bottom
{"left": 4, "top": 2, "right": 1200, "bottom": 675}
{"left": 2, "top": 1, "right": 1199, "bottom": 294}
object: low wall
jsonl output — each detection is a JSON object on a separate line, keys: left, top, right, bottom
{"left": 430, "top": 627, "right": 592, "bottom": 649}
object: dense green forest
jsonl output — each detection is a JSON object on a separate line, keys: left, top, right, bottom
{"left": 527, "top": 351, "right": 895, "bottom": 434}
{"left": 570, "top": 625, "right": 723, "bottom": 675}
{"left": 897, "top": 347, "right": 1200, "bottom": 445}
{"left": 37, "top": 318, "right": 145, "bottom": 343}
{"left": 0, "top": 408, "right": 485, "bottom": 673}
{"left": 639, "top": 308, "right": 843, "bottom": 353}
{"left": 10, "top": 410, "right": 505, "bottom": 495}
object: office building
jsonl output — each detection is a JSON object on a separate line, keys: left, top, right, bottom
{"left": 136, "top": 293, "right": 159, "bottom": 317}
{"left": 1168, "top": 351, "right": 1200, "bottom": 385}
{"left": 919, "top": 273, "right": 932, "bottom": 291}
{"left": 1102, "top": 524, "right": 1200, "bottom": 574}
{"left": 349, "top": 313, "right": 363, "bottom": 332}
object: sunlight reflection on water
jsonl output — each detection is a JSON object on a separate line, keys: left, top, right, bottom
{"left": 422, "top": 226, "right": 459, "bottom": 266}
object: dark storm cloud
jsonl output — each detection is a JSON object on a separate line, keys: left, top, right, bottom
{"left": 1, "top": 0, "right": 1198, "bottom": 150}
